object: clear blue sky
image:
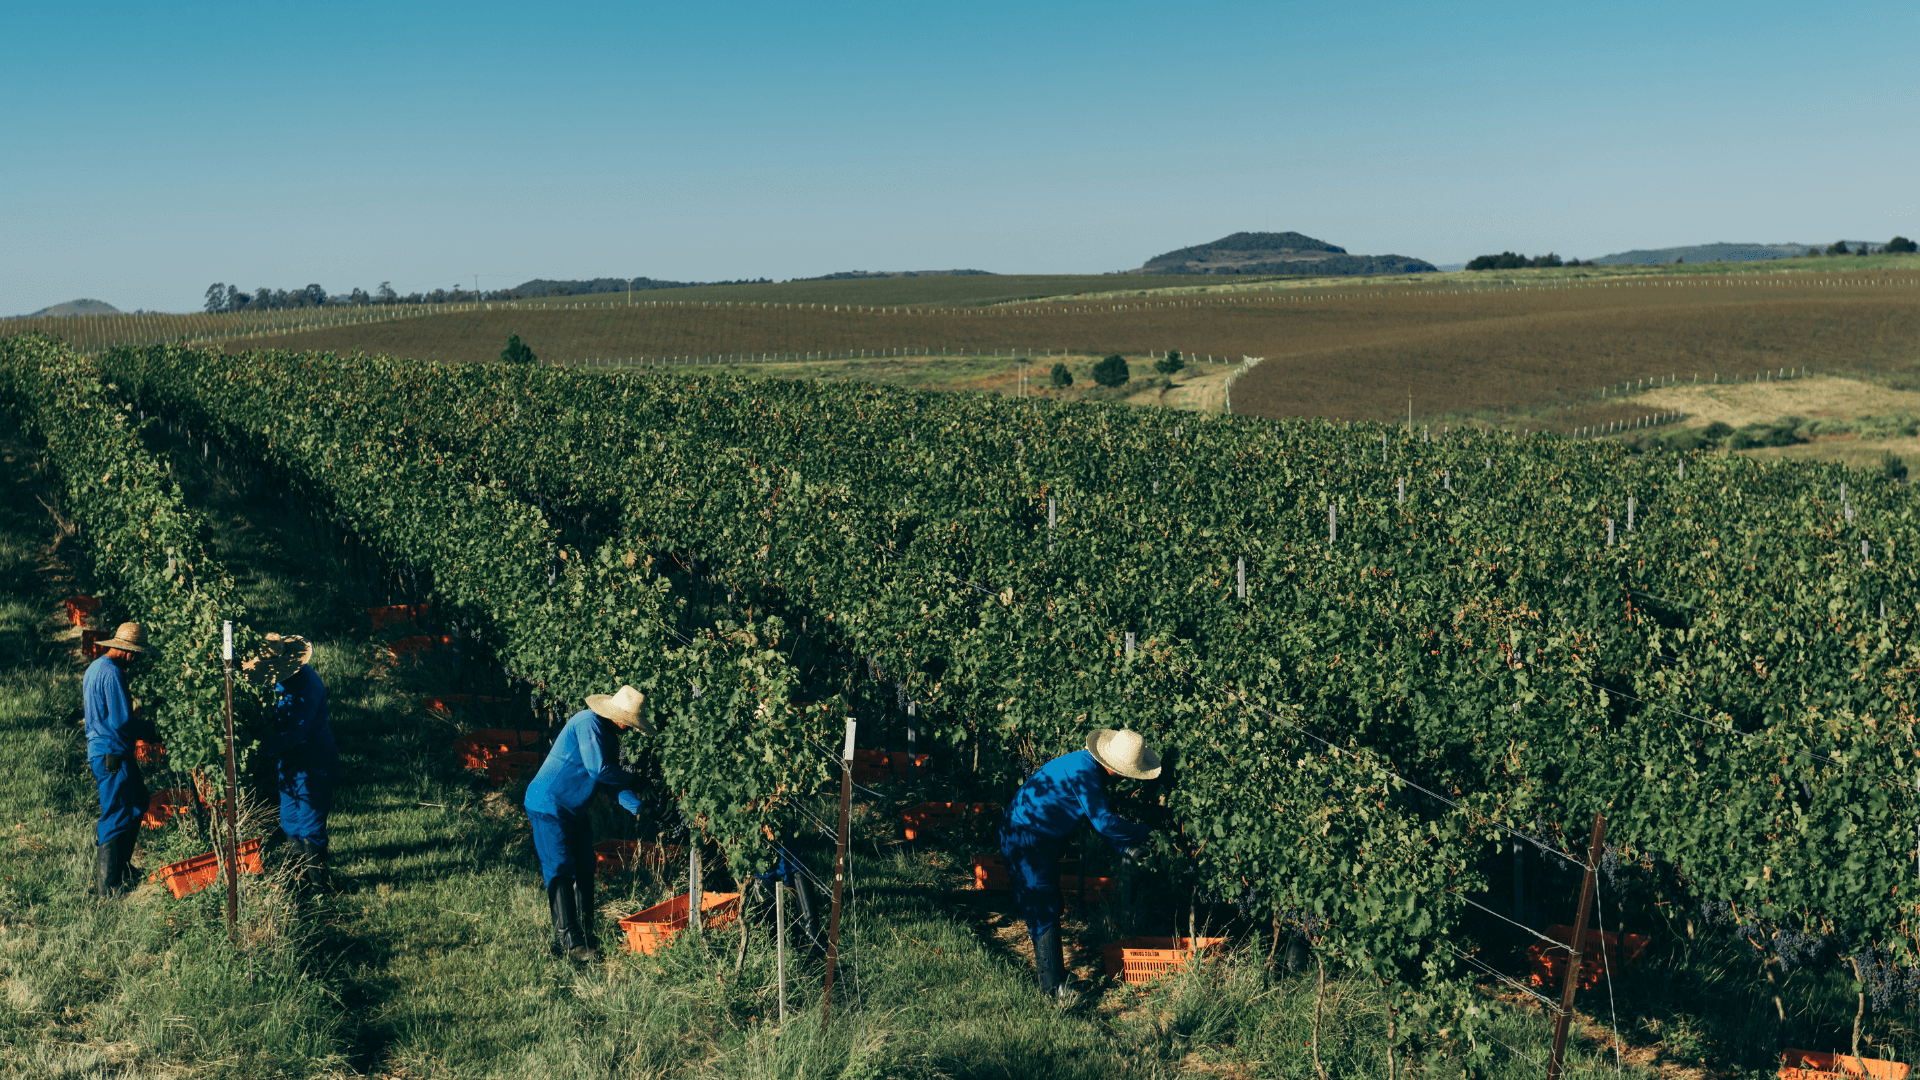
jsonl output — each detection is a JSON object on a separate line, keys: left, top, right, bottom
{"left": 4, "top": 0, "right": 1914, "bottom": 314}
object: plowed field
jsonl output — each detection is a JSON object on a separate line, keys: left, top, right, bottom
{"left": 224, "top": 269, "right": 1920, "bottom": 432}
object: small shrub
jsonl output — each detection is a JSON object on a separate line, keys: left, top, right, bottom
{"left": 1700, "top": 421, "right": 1734, "bottom": 443}
{"left": 1049, "top": 363, "right": 1073, "bottom": 389}
{"left": 1092, "top": 354, "right": 1130, "bottom": 387}
{"left": 1155, "top": 351, "right": 1185, "bottom": 376}
{"left": 1728, "top": 419, "right": 1803, "bottom": 450}
{"left": 1883, "top": 452, "right": 1909, "bottom": 482}
{"left": 500, "top": 334, "right": 538, "bottom": 365}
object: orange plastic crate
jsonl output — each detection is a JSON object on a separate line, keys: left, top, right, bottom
{"left": 80, "top": 629, "right": 104, "bottom": 659}
{"left": 426, "top": 694, "right": 506, "bottom": 719}
{"left": 387, "top": 634, "right": 453, "bottom": 658}
{"left": 63, "top": 595, "right": 101, "bottom": 626}
{"left": 149, "top": 837, "right": 264, "bottom": 899}
{"left": 593, "top": 839, "right": 687, "bottom": 876}
{"left": 485, "top": 750, "right": 543, "bottom": 788}
{"left": 1526, "top": 924, "right": 1651, "bottom": 990}
{"left": 618, "top": 891, "right": 741, "bottom": 955}
{"left": 1779, "top": 1050, "right": 1909, "bottom": 1079}
{"left": 848, "top": 749, "right": 930, "bottom": 785}
{"left": 142, "top": 788, "right": 197, "bottom": 829}
{"left": 1102, "top": 936, "right": 1228, "bottom": 985}
{"left": 367, "top": 603, "right": 431, "bottom": 630}
{"left": 134, "top": 739, "right": 166, "bottom": 765}
{"left": 901, "top": 801, "right": 1001, "bottom": 840}
{"left": 971, "top": 853, "right": 1093, "bottom": 894}
{"left": 451, "top": 729, "right": 542, "bottom": 769}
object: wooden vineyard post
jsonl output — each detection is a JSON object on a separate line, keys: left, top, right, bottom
{"left": 689, "top": 833, "right": 702, "bottom": 936}
{"left": 220, "top": 621, "right": 240, "bottom": 942}
{"left": 1547, "top": 813, "right": 1608, "bottom": 1080}
{"left": 820, "top": 718, "right": 856, "bottom": 1030}
{"left": 776, "top": 866, "right": 788, "bottom": 1024}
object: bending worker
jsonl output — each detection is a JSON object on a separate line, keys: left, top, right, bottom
{"left": 84, "top": 622, "right": 156, "bottom": 899}
{"left": 523, "top": 685, "right": 652, "bottom": 963}
{"left": 1001, "top": 727, "right": 1162, "bottom": 999}
{"left": 249, "top": 633, "right": 337, "bottom": 887}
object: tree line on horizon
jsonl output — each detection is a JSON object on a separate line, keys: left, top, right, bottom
{"left": 1465, "top": 236, "right": 1915, "bottom": 271}
{"left": 201, "top": 274, "right": 778, "bottom": 313}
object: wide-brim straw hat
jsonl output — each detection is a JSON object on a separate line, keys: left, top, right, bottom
{"left": 243, "top": 633, "right": 313, "bottom": 685}
{"left": 587, "top": 685, "right": 653, "bottom": 734}
{"left": 1087, "top": 728, "right": 1162, "bottom": 779}
{"left": 97, "top": 622, "right": 152, "bottom": 654}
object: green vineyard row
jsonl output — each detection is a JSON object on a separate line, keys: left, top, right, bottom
{"left": 103, "top": 344, "right": 1920, "bottom": 995}
{"left": 0, "top": 333, "right": 266, "bottom": 781}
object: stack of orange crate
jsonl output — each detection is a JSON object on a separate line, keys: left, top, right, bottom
{"left": 900, "top": 801, "right": 1001, "bottom": 840}
{"left": 367, "top": 603, "right": 431, "bottom": 630}
{"left": 1777, "top": 1050, "right": 1908, "bottom": 1079}
{"left": 62, "top": 595, "right": 101, "bottom": 625}
{"left": 451, "top": 729, "right": 542, "bottom": 770}
{"left": 1525, "top": 924, "right": 1650, "bottom": 990}
{"left": 971, "top": 853, "right": 1115, "bottom": 903}
{"left": 848, "top": 749, "right": 930, "bottom": 785}
{"left": 485, "top": 751, "right": 543, "bottom": 788}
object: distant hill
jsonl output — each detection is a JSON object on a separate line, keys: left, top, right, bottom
{"left": 1588, "top": 242, "right": 1880, "bottom": 265}
{"left": 1136, "top": 231, "right": 1436, "bottom": 276}
{"left": 27, "top": 298, "right": 120, "bottom": 317}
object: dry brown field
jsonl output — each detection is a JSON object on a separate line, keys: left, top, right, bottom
{"left": 217, "top": 268, "right": 1920, "bottom": 433}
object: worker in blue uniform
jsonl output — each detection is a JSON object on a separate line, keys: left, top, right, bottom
{"left": 248, "top": 633, "right": 337, "bottom": 888}
{"left": 524, "top": 684, "right": 652, "bottom": 963}
{"left": 1002, "top": 727, "right": 1162, "bottom": 999}
{"left": 84, "top": 622, "right": 156, "bottom": 899}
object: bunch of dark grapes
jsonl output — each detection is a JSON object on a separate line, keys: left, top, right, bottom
{"left": 1860, "top": 943, "right": 1899, "bottom": 1013}
{"left": 1773, "top": 926, "right": 1828, "bottom": 973}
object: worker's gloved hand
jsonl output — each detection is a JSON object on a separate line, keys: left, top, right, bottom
{"left": 1120, "top": 847, "right": 1141, "bottom": 869}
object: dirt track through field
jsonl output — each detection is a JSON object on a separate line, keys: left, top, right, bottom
{"left": 224, "top": 271, "right": 1920, "bottom": 430}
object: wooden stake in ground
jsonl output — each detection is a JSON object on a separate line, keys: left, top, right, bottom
{"left": 775, "top": 873, "right": 787, "bottom": 1024}
{"left": 220, "top": 621, "right": 240, "bottom": 942}
{"left": 820, "top": 718, "right": 856, "bottom": 1030}
{"left": 1547, "top": 812, "right": 1608, "bottom": 1080}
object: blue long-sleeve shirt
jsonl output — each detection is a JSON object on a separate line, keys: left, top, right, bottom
{"left": 524, "top": 709, "right": 645, "bottom": 818}
{"left": 83, "top": 656, "right": 151, "bottom": 760}
{"left": 1006, "top": 749, "right": 1150, "bottom": 851}
{"left": 269, "top": 665, "right": 338, "bottom": 770}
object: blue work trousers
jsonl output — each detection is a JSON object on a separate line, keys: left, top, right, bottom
{"left": 90, "top": 754, "right": 149, "bottom": 847}
{"left": 277, "top": 763, "right": 334, "bottom": 848}
{"left": 1000, "top": 825, "right": 1065, "bottom": 942}
{"left": 528, "top": 810, "right": 596, "bottom": 889}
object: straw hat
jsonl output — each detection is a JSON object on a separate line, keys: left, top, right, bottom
{"left": 586, "top": 685, "right": 653, "bottom": 734}
{"left": 97, "top": 622, "right": 151, "bottom": 655}
{"left": 243, "top": 633, "right": 313, "bottom": 685}
{"left": 1086, "top": 728, "right": 1162, "bottom": 779}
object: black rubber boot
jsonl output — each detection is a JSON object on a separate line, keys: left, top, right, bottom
{"left": 570, "top": 874, "right": 602, "bottom": 961}
{"left": 95, "top": 842, "right": 116, "bottom": 899}
{"left": 303, "top": 843, "right": 331, "bottom": 893}
{"left": 111, "top": 833, "right": 138, "bottom": 897}
{"left": 95, "top": 834, "right": 138, "bottom": 899}
{"left": 548, "top": 879, "right": 583, "bottom": 959}
{"left": 1036, "top": 927, "right": 1073, "bottom": 1002}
